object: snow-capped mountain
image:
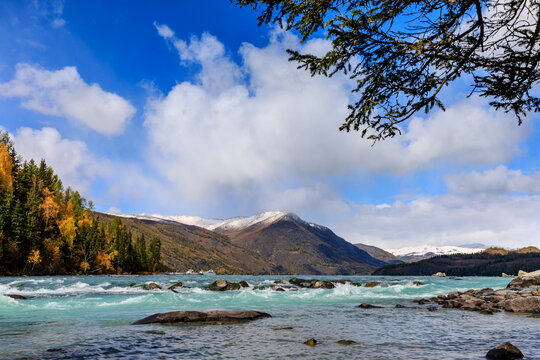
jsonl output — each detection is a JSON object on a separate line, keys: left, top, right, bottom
{"left": 385, "top": 245, "right": 485, "bottom": 262}
{"left": 110, "top": 211, "right": 314, "bottom": 233}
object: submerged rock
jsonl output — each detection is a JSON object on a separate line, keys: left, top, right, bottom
{"left": 141, "top": 282, "right": 161, "bottom": 290}
{"left": 486, "top": 342, "right": 523, "bottom": 359}
{"left": 274, "top": 280, "right": 285, "bottom": 284}
{"left": 4, "top": 294, "right": 27, "bottom": 300}
{"left": 412, "top": 281, "right": 424, "bottom": 286}
{"left": 272, "top": 326, "right": 293, "bottom": 330}
{"left": 363, "top": 281, "right": 380, "bottom": 288}
{"left": 303, "top": 338, "right": 317, "bottom": 346}
{"left": 132, "top": 310, "right": 271, "bottom": 325}
{"left": 358, "top": 303, "right": 383, "bottom": 309}
{"left": 336, "top": 340, "right": 356, "bottom": 345}
{"left": 168, "top": 282, "right": 184, "bottom": 292}
{"left": 274, "top": 287, "right": 285, "bottom": 292}
{"left": 239, "top": 281, "right": 249, "bottom": 288}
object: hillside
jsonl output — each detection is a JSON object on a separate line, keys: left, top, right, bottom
{"left": 114, "top": 211, "right": 388, "bottom": 275}
{"left": 96, "top": 213, "right": 278, "bottom": 274}
{"left": 353, "top": 243, "right": 403, "bottom": 264}
{"left": 373, "top": 247, "right": 540, "bottom": 276}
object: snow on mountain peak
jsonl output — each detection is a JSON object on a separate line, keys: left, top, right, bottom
{"left": 385, "top": 244, "right": 485, "bottom": 257}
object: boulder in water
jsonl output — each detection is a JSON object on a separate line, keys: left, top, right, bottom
{"left": 132, "top": 310, "right": 271, "bottom": 325}
{"left": 503, "top": 296, "right": 540, "bottom": 313}
{"left": 168, "top": 282, "right": 184, "bottom": 292}
{"left": 358, "top": 303, "right": 382, "bottom": 309}
{"left": 336, "top": 340, "right": 356, "bottom": 345}
{"left": 4, "top": 294, "right": 27, "bottom": 300}
{"left": 209, "top": 279, "right": 241, "bottom": 291}
{"left": 432, "top": 272, "right": 446, "bottom": 277}
{"left": 363, "top": 281, "right": 380, "bottom": 288}
{"left": 507, "top": 269, "right": 540, "bottom": 289}
{"left": 239, "top": 281, "right": 249, "bottom": 288}
{"left": 313, "top": 280, "right": 335, "bottom": 289}
{"left": 486, "top": 342, "right": 523, "bottom": 359}
{"left": 141, "top": 282, "right": 161, "bottom": 290}
{"left": 303, "top": 338, "right": 317, "bottom": 346}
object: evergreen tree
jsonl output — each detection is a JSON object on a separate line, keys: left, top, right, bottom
{"left": 147, "top": 236, "right": 161, "bottom": 273}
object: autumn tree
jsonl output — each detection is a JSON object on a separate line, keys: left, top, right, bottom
{"left": 147, "top": 236, "right": 161, "bottom": 273}
{"left": 235, "top": 0, "right": 540, "bottom": 141}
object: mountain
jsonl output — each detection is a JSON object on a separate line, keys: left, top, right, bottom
{"left": 353, "top": 243, "right": 403, "bottom": 264}
{"left": 112, "top": 211, "right": 387, "bottom": 275}
{"left": 373, "top": 247, "right": 540, "bottom": 276}
{"left": 385, "top": 244, "right": 485, "bottom": 262}
{"left": 96, "top": 213, "right": 278, "bottom": 274}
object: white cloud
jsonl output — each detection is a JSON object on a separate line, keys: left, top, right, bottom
{"left": 13, "top": 127, "right": 103, "bottom": 193}
{"left": 153, "top": 22, "right": 175, "bottom": 39}
{"left": 146, "top": 27, "right": 528, "bottom": 216}
{"left": 331, "top": 193, "right": 540, "bottom": 249}
{"left": 0, "top": 64, "right": 135, "bottom": 135}
{"left": 446, "top": 166, "right": 540, "bottom": 195}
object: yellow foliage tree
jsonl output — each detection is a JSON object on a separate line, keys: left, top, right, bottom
{"left": 27, "top": 249, "right": 41, "bottom": 271}
{"left": 96, "top": 251, "right": 115, "bottom": 272}
{"left": 77, "top": 211, "right": 93, "bottom": 227}
{"left": 40, "top": 188, "right": 60, "bottom": 224}
{"left": 0, "top": 144, "right": 13, "bottom": 190}
{"left": 58, "top": 216, "right": 76, "bottom": 250}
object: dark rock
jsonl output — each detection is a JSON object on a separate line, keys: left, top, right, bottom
{"left": 333, "top": 280, "right": 351, "bottom": 284}
{"left": 274, "top": 287, "right": 285, "bottom": 292}
{"left": 303, "top": 338, "right": 317, "bottom": 346}
{"left": 395, "top": 304, "right": 408, "bottom": 308}
{"left": 358, "top": 303, "right": 383, "bottom": 309}
{"left": 239, "top": 281, "right": 249, "bottom": 288}
{"left": 413, "top": 298, "right": 430, "bottom": 305}
{"left": 209, "top": 279, "right": 240, "bottom": 291}
{"left": 142, "top": 283, "right": 161, "bottom": 290}
{"left": 363, "top": 281, "right": 380, "bottom": 288}
{"left": 274, "top": 280, "right": 285, "bottom": 284}
{"left": 168, "top": 282, "right": 184, "bottom": 292}
{"left": 4, "top": 294, "right": 27, "bottom": 300}
{"left": 145, "top": 330, "right": 166, "bottom": 335}
{"left": 132, "top": 310, "right": 271, "bottom": 325}
{"left": 412, "top": 281, "right": 424, "bottom": 286}
{"left": 313, "top": 280, "right": 335, "bottom": 289}
{"left": 427, "top": 306, "right": 438, "bottom": 311}
{"left": 486, "top": 342, "right": 523, "bottom": 359}
{"left": 336, "top": 340, "right": 356, "bottom": 345}
{"left": 272, "top": 326, "right": 294, "bottom": 330}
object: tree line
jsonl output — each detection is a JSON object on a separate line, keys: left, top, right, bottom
{"left": 0, "top": 131, "right": 161, "bottom": 275}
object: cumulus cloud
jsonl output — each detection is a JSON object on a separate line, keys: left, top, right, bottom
{"left": 146, "top": 27, "right": 528, "bottom": 217}
{"left": 13, "top": 127, "right": 103, "bottom": 193}
{"left": 446, "top": 166, "right": 540, "bottom": 195}
{"left": 330, "top": 193, "right": 540, "bottom": 249}
{"left": 0, "top": 64, "right": 135, "bottom": 135}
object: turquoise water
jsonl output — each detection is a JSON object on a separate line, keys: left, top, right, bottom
{"left": 1, "top": 275, "right": 539, "bottom": 359}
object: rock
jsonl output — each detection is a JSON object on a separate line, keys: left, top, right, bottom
{"left": 132, "top": 310, "right": 271, "bottom": 325}
{"left": 272, "top": 326, "right": 293, "bottom": 330}
{"left": 168, "top": 282, "right": 184, "bottom": 292}
{"left": 503, "top": 296, "right": 540, "bottom": 313}
{"left": 209, "top": 279, "right": 241, "bottom": 291}
{"left": 274, "top": 280, "right": 285, "bottom": 284}
{"left": 413, "top": 298, "right": 431, "bottom": 305}
{"left": 412, "top": 281, "right": 424, "bottom": 286}
{"left": 142, "top": 283, "right": 161, "bottom": 290}
{"left": 507, "top": 269, "right": 540, "bottom": 289}
{"left": 432, "top": 272, "right": 446, "bottom": 277}
{"left": 4, "top": 294, "right": 27, "bottom": 300}
{"left": 358, "top": 303, "right": 383, "bottom": 309}
{"left": 486, "top": 342, "right": 523, "bottom": 359}
{"left": 313, "top": 281, "right": 335, "bottom": 289}
{"left": 239, "top": 281, "right": 249, "bottom": 288}
{"left": 275, "top": 287, "right": 285, "bottom": 292}
{"left": 210, "top": 279, "right": 229, "bottom": 291}
{"left": 502, "top": 273, "right": 514, "bottom": 277}
{"left": 427, "top": 306, "right": 438, "bottom": 311}
{"left": 303, "top": 338, "right": 317, "bottom": 346}
{"left": 363, "top": 281, "right": 380, "bottom": 288}
{"left": 395, "top": 304, "right": 408, "bottom": 308}
{"left": 518, "top": 270, "right": 528, "bottom": 276}
{"left": 333, "top": 280, "right": 351, "bottom": 284}
{"left": 336, "top": 340, "right": 356, "bottom": 345}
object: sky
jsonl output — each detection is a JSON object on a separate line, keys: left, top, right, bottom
{"left": 0, "top": 0, "right": 539, "bottom": 249}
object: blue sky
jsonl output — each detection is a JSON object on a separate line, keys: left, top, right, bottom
{"left": 1, "top": 0, "right": 539, "bottom": 249}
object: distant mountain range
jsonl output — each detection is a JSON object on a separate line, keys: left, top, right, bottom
{"left": 384, "top": 244, "right": 486, "bottom": 262}
{"left": 374, "top": 246, "right": 540, "bottom": 276}
{"left": 108, "top": 211, "right": 387, "bottom": 275}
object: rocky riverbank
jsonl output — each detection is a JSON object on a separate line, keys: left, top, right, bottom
{"left": 417, "top": 270, "right": 540, "bottom": 315}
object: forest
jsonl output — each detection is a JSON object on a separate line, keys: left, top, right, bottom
{"left": 0, "top": 131, "right": 161, "bottom": 275}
